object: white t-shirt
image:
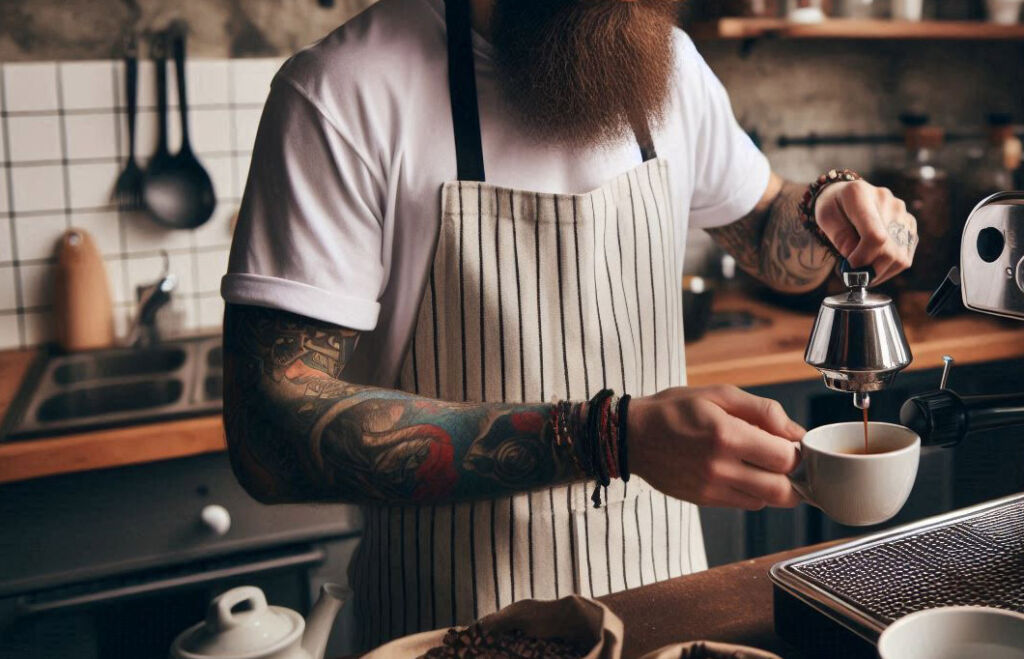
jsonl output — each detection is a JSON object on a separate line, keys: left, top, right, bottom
{"left": 222, "top": 0, "right": 770, "bottom": 387}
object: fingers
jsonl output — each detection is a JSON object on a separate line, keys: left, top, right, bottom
{"left": 726, "top": 416, "right": 802, "bottom": 474}
{"left": 700, "top": 485, "right": 768, "bottom": 512}
{"left": 826, "top": 181, "right": 918, "bottom": 283}
{"left": 702, "top": 385, "right": 804, "bottom": 440}
{"left": 838, "top": 182, "right": 889, "bottom": 269}
{"left": 712, "top": 459, "right": 802, "bottom": 508}
{"left": 815, "top": 196, "right": 859, "bottom": 256}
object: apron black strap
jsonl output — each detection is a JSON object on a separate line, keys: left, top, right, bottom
{"left": 445, "top": 0, "right": 486, "bottom": 181}
{"left": 633, "top": 117, "right": 658, "bottom": 162}
{"left": 444, "top": 0, "right": 657, "bottom": 181}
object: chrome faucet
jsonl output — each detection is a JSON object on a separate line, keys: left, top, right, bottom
{"left": 125, "top": 251, "right": 177, "bottom": 347}
{"left": 901, "top": 192, "right": 1024, "bottom": 445}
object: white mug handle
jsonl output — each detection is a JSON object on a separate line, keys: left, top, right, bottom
{"left": 788, "top": 443, "right": 815, "bottom": 506}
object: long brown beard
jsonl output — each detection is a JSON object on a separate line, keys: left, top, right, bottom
{"left": 490, "top": 0, "right": 679, "bottom": 149}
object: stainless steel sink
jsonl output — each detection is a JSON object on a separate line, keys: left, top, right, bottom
{"left": 4, "top": 336, "right": 222, "bottom": 440}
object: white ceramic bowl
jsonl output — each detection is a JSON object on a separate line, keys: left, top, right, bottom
{"left": 878, "top": 606, "right": 1024, "bottom": 659}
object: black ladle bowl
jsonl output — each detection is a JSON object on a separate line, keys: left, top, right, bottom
{"left": 142, "top": 30, "right": 215, "bottom": 230}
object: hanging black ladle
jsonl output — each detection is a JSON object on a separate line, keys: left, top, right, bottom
{"left": 142, "top": 27, "right": 216, "bottom": 229}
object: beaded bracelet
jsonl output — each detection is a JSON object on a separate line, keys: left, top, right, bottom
{"left": 797, "top": 168, "right": 861, "bottom": 258}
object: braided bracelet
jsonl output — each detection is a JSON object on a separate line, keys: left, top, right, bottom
{"left": 549, "top": 389, "right": 632, "bottom": 508}
{"left": 797, "top": 168, "right": 861, "bottom": 258}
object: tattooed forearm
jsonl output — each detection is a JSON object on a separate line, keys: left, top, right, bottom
{"left": 223, "top": 304, "right": 580, "bottom": 505}
{"left": 706, "top": 175, "right": 835, "bottom": 293}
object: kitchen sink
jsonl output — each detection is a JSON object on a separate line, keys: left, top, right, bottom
{"left": 3, "top": 335, "right": 222, "bottom": 440}
{"left": 52, "top": 347, "right": 187, "bottom": 385}
{"left": 37, "top": 380, "right": 186, "bottom": 422}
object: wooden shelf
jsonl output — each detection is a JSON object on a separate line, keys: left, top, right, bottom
{"left": 689, "top": 18, "right": 1024, "bottom": 40}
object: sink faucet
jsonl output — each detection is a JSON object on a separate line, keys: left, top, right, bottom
{"left": 125, "top": 251, "right": 178, "bottom": 347}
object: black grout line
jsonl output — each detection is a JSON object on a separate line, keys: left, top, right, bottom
{"left": 55, "top": 63, "right": 74, "bottom": 231}
{"left": 111, "top": 59, "right": 134, "bottom": 309}
{"left": 0, "top": 198, "right": 243, "bottom": 220}
{"left": 1, "top": 102, "right": 265, "bottom": 118}
{"left": 0, "top": 149, "right": 253, "bottom": 169}
{"left": 0, "top": 241, "right": 232, "bottom": 269}
{"left": 0, "top": 67, "right": 28, "bottom": 347}
{"left": 0, "top": 290, "right": 224, "bottom": 317}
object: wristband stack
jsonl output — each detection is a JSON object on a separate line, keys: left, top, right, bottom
{"left": 550, "top": 389, "right": 631, "bottom": 508}
{"left": 797, "top": 168, "right": 862, "bottom": 258}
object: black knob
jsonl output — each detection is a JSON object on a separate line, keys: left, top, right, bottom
{"left": 899, "top": 390, "right": 967, "bottom": 447}
{"left": 839, "top": 259, "right": 876, "bottom": 281}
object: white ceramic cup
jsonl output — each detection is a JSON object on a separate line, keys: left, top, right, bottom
{"left": 789, "top": 421, "right": 920, "bottom": 527}
{"left": 878, "top": 606, "right": 1024, "bottom": 659}
{"left": 892, "top": 0, "right": 924, "bottom": 20}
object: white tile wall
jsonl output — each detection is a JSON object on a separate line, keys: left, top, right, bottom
{"left": 0, "top": 57, "right": 281, "bottom": 347}
{"left": 10, "top": 165, "right": 65, "bottom": 213}
{"left": 7, "top": 115, "right": 62, "bottom": 162}
{"left": 64, "top": 114, "right": 119, "bottom": 160}
{"left": 3, "top": 63, "right": 59, "bottom": 113}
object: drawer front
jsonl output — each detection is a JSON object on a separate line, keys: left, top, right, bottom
{"left": 0, "top": 453, "right": 360, "bottom": 596}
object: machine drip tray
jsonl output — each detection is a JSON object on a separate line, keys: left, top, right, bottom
{"left": 770, "top": 493, "right": 1024, "bottom": 658}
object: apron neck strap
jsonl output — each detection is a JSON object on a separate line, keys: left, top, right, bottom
{"left": 444, "top": 0, "right": 658, "bottom": 183}
{"left": 445, "top": 0, "right": 486, "bottom": 182}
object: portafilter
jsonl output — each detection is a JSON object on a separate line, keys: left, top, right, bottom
{"left": 805, "top": 261, "right": 912, "bottom": 409}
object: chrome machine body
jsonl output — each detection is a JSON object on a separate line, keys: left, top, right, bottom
{"left": 958, "top": 191, "right": 1024, "bottom": 320}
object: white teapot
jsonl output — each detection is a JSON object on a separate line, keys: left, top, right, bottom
{"left": 170, "top": 583, "right": 348, "bottom": 659}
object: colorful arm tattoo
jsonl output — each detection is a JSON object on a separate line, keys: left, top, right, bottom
{"left": 706, "top": 176, "right": 835, "bottom": 293}
{"left": 223, "top": 304, "right": 582, "bottom": 505}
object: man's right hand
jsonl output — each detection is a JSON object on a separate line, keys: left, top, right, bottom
{"left": 628, "top": 385, "right": 804, "bottom": 511}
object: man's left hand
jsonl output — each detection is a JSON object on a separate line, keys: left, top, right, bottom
{"left": 813, "top": 180, "right": 919, "bottom": 284}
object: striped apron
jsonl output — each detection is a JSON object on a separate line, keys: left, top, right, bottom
{"left": 349, "top": 0, "right": 707, "bottom": 649}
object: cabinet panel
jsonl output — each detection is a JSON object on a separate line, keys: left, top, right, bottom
{"left": 0, "top": 453, "right": 360, "bottom": 596}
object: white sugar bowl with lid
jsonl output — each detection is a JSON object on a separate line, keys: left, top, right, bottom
{"left": 170, "top": 584, "right": 348, "bottom": 659}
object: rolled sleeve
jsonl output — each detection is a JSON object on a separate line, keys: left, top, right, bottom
{"left": 223, "top": 75, "right": 387, "bottom": 330}
{"left": 683, "top": 34, "right": 771, "bottom": 230}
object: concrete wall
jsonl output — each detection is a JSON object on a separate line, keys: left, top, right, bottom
{"left": 0, "top": 0, "right": 375, "bottom": 61}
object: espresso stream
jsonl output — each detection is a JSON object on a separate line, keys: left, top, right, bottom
{"left": 839, "top": 408, "right": 888, "bottom": 455}
{"left": 863, "top": 406, "right": 869, "bottom": 454}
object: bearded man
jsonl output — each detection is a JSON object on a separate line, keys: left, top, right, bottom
{"left": 221, "top": 0, "right": 919, "bottom": 649}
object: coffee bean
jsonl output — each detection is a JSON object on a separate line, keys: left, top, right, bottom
{"left": 416, "top": 622, "right": 586, "bottom": 658}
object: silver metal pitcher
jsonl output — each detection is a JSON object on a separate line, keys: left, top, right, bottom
{"left": 805, "top": 263, "right": 913, "bottom": 409}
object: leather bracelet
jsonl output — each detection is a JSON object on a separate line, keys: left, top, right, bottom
{"left": 798, "top": 168, "right": 861, "bottom": 257}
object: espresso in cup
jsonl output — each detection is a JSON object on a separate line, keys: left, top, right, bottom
{"left": 789, "top": 422, "right": 920, "bottom": 527}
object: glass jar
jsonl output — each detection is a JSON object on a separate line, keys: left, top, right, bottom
{"left": 786, "top": 0, "right": 827, "bottom": 22}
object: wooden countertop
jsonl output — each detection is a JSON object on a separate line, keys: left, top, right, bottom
{"left": 599, "top": 540, "right": 842, "bottom": 659}
{"left": 2, "top": 291, "right": 1023, "bottom": 485}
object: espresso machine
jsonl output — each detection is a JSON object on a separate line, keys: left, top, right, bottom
{"left": 900, "top": 191, "right": 1024, "bottom": 446}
